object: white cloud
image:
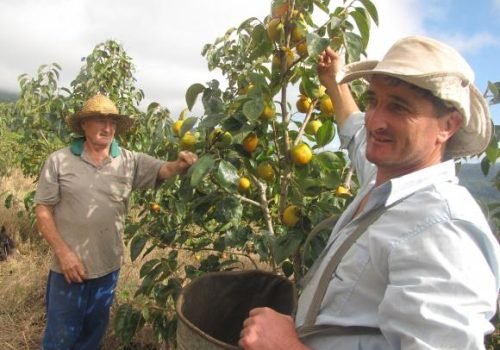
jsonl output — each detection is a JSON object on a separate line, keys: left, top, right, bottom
{"left": 1, "top": 0, "right": 497, "bottom": 123}
{"left": 434, "top": 32, "right": 500, "bottom": 55}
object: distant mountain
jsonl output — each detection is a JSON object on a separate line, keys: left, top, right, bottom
{"left": 457, "top": 162, "right": 499, "bottom": 204}
{"left": 0, "top": 89, "right": 18, "bottom": 102}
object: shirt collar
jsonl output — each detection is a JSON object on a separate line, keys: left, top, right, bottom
{"left": 375, "top": 160, "right": 458, "bottom": 207}
{"left": 70, "top": 137, "right": 121, "bottom": 158}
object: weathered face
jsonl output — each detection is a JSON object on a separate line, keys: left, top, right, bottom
{"left": 363, "top": 76, "right": 461, "bottom": 180}
{"left": 81, "top": 116, "right": 117, "bottom": 147}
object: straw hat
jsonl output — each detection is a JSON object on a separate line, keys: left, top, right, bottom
{"left": 336, "top": 35, "right": 492, "bottom": 158}
{"left": 66, "top": 94, "right": 134, "bottom": 135}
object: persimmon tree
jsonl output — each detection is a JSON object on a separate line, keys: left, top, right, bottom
{"left": 117, "top": 0, "right": 379, "bottom": 345}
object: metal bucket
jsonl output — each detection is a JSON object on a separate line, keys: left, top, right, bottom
{"left": 176, "top": 270, "right": 296, "bottom": 349}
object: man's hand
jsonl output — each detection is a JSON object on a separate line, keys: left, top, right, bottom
{"left": 158, "top": 150, "right": 198, "bottom": 180}
{"left": 176, "top": 150, "right": 198, "bottom": 172}
{"left": 317, "top": 47, "right": 342, "bottom": 90}
{"left": 55, "top": 246, "right": 87, "bottom": 284}
{"left": 238, "top": 307, "right": 309, "bottom": 350}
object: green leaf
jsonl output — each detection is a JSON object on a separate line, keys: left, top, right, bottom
{"left": 114, "top": 304, "right": 145, "bottom": 344}
{"left": 187, "top": 154, "right": 216, "bottom": 187}
{"left": 199, "top": 113, "right": 226, "bottom": 128}
{"left": 272, "top": 231, "right": 303, "bottom": 264}
{"left": 360, "top": 0, "right": 379, "bottom": 25}
{"left": 344, "top": 32, "right": 364, "bottom": 63}
{"left": 225, "top": 226, "right": 251, "bottom": 247}
{"left": 351, "top": 8, "right": 370, "bottom": 49}
{"left": 316, "top": 120, "right": 335, "bottom": 147}
{"left": 316, "top": 151, "right": 346, "bottom": 171}
{"left": 139, "top": 259, "right": 160, "bottom": 278}
{"left": 282, "top": 260, "right": 294, "bottom": 277}
{"left": 179, "top": 116, "right": 198, "bottom": 136}
{"left": 214, "top": 197, "right": 243, "bottom": 229}
{"left": 147, "top": 102, "right": 160, "bottom": 114}
{"left": 243, "top": 98, "right": 265, "bottom": 120}
{"left": 481, "top": 157, "right": 491, "bottom": 176}
{"left": 216, "top": 160, "right": 240, "bottom": 191}
{"left": 130, "top": 234, "right": 148, "bottom": 262}
{"left": 306, "top": 32, "right": 331, "bottom": 58}
{"left": 485, "top": 139, "right": 498, "bottom": 164}
{"left": 185, "top": 83, "right": 205, "bottom": 111}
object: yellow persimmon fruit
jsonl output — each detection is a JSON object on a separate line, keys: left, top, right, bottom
{"left": 271, "top": 0, "right": 289, "bottom": 17}
{"left": 238, "top": 176, "right": 251, "bottom": 192}
{"left": 296, "top": 95, "right": 312, "bottom": 113}
{"left": 172, "top": 120, "right": 184, "bottom": 136}
{"left": 210, "top": 128, "right": 232, "bottom": 148}
{"left": 242, "top": 133, "right": 259, "bottom": 153}
{"left": 261, "top": 103, "right": 276, "bottom": 120}
{"left": 291, "top": 23, "right": 306, "bottom": 43}
{"left": 305, "top": 120, "right": 323, "bottom": 135}
{"left": 283, "top": 205, "right": 300, "bottom": 227}
{"left": 180, "top": 131, "right": 197, "bottom": 151}
{"left": 319, "top": 95, "right": 335, "bottom": 115}
{"left": 336, "top": 185, "right": 351, "bottom": 196}
{"left": 272, "top": 48, "right": 294, "bottom": 70}
{"left": 257, "top": 162, "right": 275, "bottom": 182}
{"left": 266, "top": 18, "right": 284, "bottom": 42}
{"left": 150, "top": 203, "right": 161, "bottom": 213}
{"left": 291, "top": 143, "right": 313, "bottom": 166}
{"left": 296, "top": 41, "right": 308, "bottom": 57}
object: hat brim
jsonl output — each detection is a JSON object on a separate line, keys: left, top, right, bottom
{"left": 336, "top": 60, "right": 493, "bottom": 158}
{"left": 66, "top": 111, "right": 134, "bottom": 135}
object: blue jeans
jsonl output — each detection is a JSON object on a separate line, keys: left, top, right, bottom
{"left": 42, "top": 270, "right": 120, "bottom": 350}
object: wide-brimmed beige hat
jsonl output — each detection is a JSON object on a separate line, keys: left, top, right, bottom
{"left": 336, "top": 35, "right": 492, "bottom": 158}
{"left": 66, "top": 94, "right": 134, "bottom": 135}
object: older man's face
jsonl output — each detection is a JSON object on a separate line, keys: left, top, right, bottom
{"left": 363, "top": 76, "right": 460, "bottom": 180}
{"left": 81, "top": 116, "right": 117, "bottom": 148}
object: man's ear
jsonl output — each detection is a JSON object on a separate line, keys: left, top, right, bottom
{"left": 437, "top": 110, "right": 462, "bottom": 144}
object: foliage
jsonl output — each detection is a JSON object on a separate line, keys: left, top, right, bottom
{"left": 114, "top": 0, "right": 379, "bottom": 345}
{"left": 1, "top": 0, "right": 497, "bottom": 346}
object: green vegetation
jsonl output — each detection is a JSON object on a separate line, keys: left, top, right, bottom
{"left": 0, "top": 0, "right": 498, "bottom": 347}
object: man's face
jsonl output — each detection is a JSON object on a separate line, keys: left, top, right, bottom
{"left": 81, "top": 116, "right": 117, "bottom": 147}
{"left": 364, "top": 76, "right": 459, "bottom": 178}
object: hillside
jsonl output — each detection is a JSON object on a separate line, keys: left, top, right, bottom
{"left": 0, "top": 89, "right": 18, "bottom": 102}
{"left": 458, "top": 162, "right": 499, "bottom": 204}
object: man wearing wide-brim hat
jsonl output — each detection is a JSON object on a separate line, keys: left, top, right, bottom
{"left": 34, "top": 94, "right": 198, "bottom": 349}
{"left": 239, "top": 36, "right": 500, "bottom": 350}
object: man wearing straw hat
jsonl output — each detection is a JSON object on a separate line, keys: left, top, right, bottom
{"left": 239, "top": 36, "right": 500, "bottom": 350}
{"left": 34, "top": 94, "right": 198, "bottom": 349}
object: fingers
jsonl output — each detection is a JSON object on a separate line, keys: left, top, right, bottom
{"left": 178, "top": 150, "right": 198, "bottom": 166}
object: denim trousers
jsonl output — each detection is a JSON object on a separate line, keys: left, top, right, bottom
{"left": 42, "top": 269, "right": 120, "bottom": 350}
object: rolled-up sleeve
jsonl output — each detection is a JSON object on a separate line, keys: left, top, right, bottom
{"left": 339, "top": 112, "right": 375, "bottom": 186}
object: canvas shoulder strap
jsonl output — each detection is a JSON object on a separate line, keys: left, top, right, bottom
{"left": 297, "top": 205, "right": 388, "bottom": 339}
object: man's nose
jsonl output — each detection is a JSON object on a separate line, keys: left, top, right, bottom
{"left": 365, "top": 107, "right": 387, "bottom": 130}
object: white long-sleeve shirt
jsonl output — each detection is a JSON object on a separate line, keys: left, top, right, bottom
{"left": 295, "top": 112, "right": 500, "bottom": 349}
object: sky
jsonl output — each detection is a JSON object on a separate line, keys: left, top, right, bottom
{"left": 0, "top": 0, "right": 499, "bottom": 124}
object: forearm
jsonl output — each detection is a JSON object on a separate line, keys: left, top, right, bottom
{"left": 324, "top": 80, "right": 360, "bottom": 130}
{"left": 158, "top": 151, "right": 198, "bottom": 181}
{"left": 35, "top": 204, "right": 71, "bottom": 257}
{"left": 157, "top": 161, "right": 182, "bottom": 181}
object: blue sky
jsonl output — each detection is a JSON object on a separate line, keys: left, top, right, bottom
{"left": 364, "top": 0, "right": 500, "bottom": 125}
{"left": 0, "top": 0, "right": 498, "bottom": 124}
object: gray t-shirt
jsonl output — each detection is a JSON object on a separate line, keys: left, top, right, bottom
{"left": 35, "top": 140, "right": 164, "bottom": 278}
